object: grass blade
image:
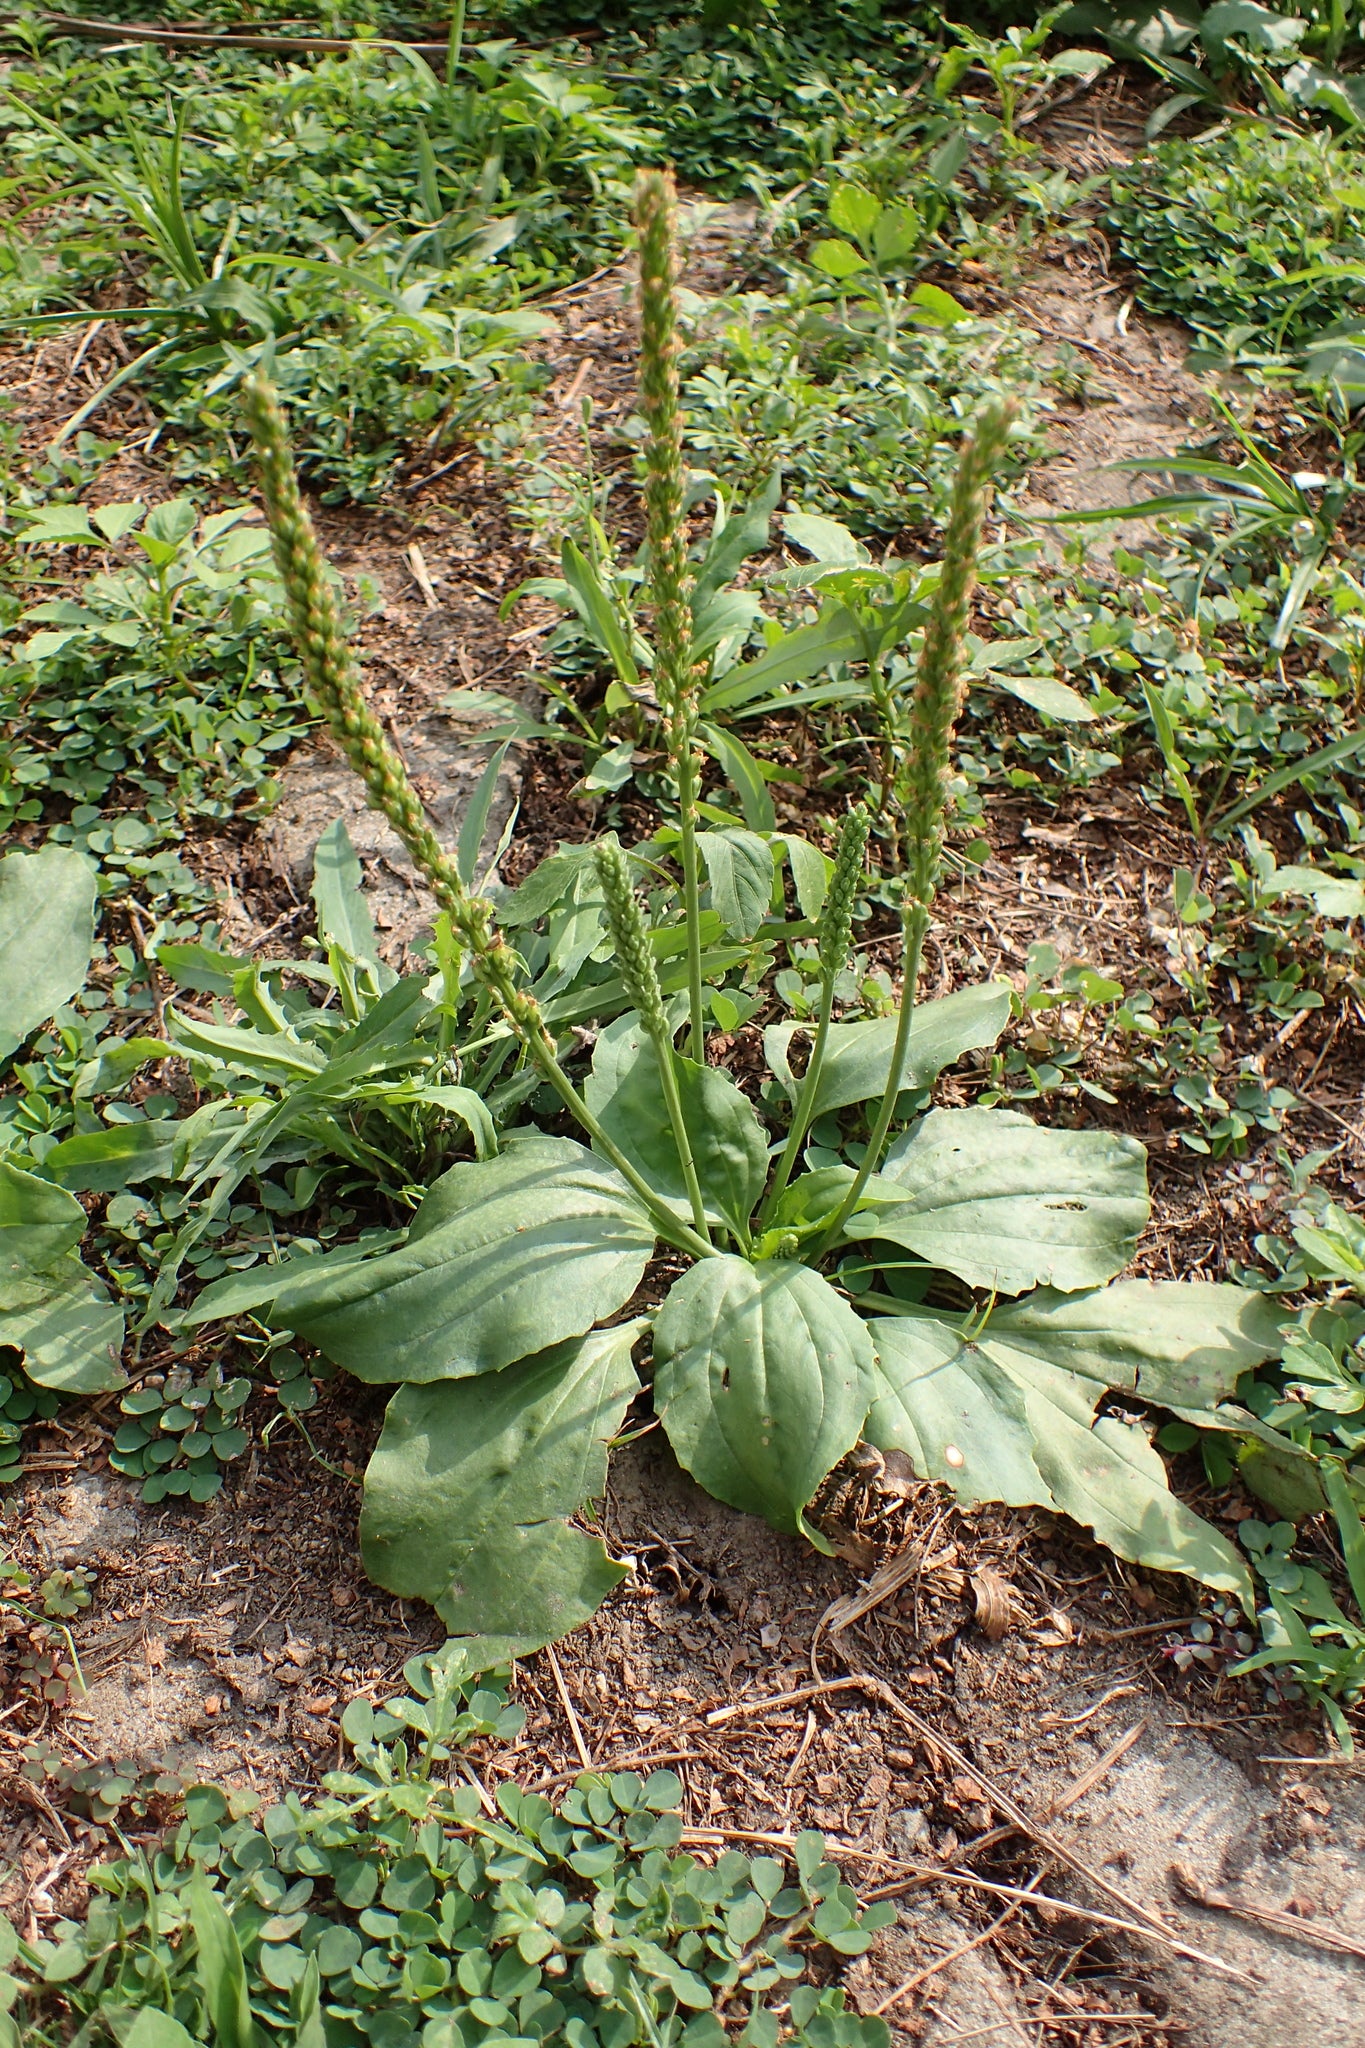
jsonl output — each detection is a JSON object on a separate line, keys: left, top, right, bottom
{"left": 1214, "top": 726, "right": 1365, "bottom": 831}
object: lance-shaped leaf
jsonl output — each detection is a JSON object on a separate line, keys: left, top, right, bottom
{"left": 857, "top": 1107, "right": 1149, "bottom": 1294}
{"left": 359, "top": 1321, "right": 643, "bottom": 1647}
{"left": 199, "top": 1137, "right": 656, "bottom": 1384}
{"left": 312, "top": 816, "right": 379, "bottom": 968}
{"left": 0, "top": 844, "right": 97, "bottom": 1064}
{"left": 586, "top": 1015, "right": 768, "bottom": 1242}
{"left": 764, "top": 983, "right": 1010, "bottom": 1118}
{"left": 45, "top": 1120, "right": 179, "bottom": 1193}
{"left": 653, "top": 1256, "right": 876, "bottom": 1543}
{"left": 867, "top": 1308, "right": 1252, "bottom": 1602}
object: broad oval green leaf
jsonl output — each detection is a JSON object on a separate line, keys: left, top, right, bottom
{"left": 360, "top": 1320, "right": 643, "bottom": 1646}
{"left": 253, "top": 1138, "right": 655, "bottom": 1384}
{"left": 653, "top": 1256, "right": 876, "bottom": 1542}
{"left": 0, "top": 1159, "right": 87, "bottom": 1279}
{"left": 764, "top": 982, "right": 1011, "bottom": 1118}
{"left": 0, "top": 845, "right": 97, "bottom": 1064}
{"left": 863, "top": 1106, "right": 1149, "bottom": 1293}
{"left": 985, "top": 1280, "right": 1287, "bottom": 1407}
{"left": 867, "top": 1308, "right": 1252, "bottom": 1602}
{"left": 696, "top": 829, "right": 775, "bottom": 941}
{"left": 585, "top": 1014, "right": 768, "bottom": 1243}
{"left": 0, "top": 1251, "right": 125, "bottom": 1394}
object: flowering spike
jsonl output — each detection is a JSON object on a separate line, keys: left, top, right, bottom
{"left": 903, "top": 400, "right": 1016, "bottom": 909}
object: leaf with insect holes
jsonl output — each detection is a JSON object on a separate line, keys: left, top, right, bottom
{"left": 852, "top": 1107, "right": 1149, "bottom": 1294}
{"left": 653, "top": 1257, "right": 876, "bottom": 1544}
{"left": 866, "top": 1305, "right": 1253, "bottom": 1601}
{"left": 360, "top": 1321, "right": 643, "bottom": 1645}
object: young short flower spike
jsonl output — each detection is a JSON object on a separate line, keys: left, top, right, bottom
{"left": 594, "top": 836, "right": 669, "bottom": 1043}
{"left": 816, "top": 804, "right": 870, "bottom": 984}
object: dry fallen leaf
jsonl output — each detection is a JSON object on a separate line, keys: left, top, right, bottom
{"left": 970, "top": 1566, "right": 1022, "bottom": 1641}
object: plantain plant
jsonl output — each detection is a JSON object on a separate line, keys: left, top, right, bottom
{"left": 189, "top": 173, "right": 1296, "bottom": 1656}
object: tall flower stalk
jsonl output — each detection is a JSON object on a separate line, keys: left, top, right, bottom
{"left": 758, "top": 804, "right": 869, "bottom": 1231}
{"left": 636, "top": 168, "right": 706, "bottom": 1059}
{"left": 819, "top": 401, "right": 1016, "bottom": 1253}
{"left": 595, "top": 835, "right": 710, "bottom": 1245}
{"left": 241, "top": 372, "right": 713, "bottom": 1260}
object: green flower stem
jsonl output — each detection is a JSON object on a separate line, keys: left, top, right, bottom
{"left": 527, "top": 1050, "right": 714, "bottom": 1261}
{"left": 815, "top": 901, "right": 927, "bottom": 1258}
{"left": 675, "top": 745, "right": 707, "bottom": 1060}
{"left": 241, "top": 372, "right": 713, "bottom": 1263}
{"left": 758, "top": 972, "right": 840, "bottom": 1233}
{"left": 758, "top": 804, "right": 869, "bottom": 1231}
{"left": 636, "top": 167, "right": 706, "bottom": 1058}
{"left": 595, "top": 838, "right": 711, "bottom": 1246}
{"left": 816, "top": 402, "right": 1014, "bottom": 1258}
{"left": 658, "top": 1038, "right": 710, "bottom": 1241}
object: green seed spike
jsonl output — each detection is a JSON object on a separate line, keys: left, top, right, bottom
{"left": 902, "top": 400, "right": 1017, "bottom": 912}
{"left": 634, "top": 167, "right": 707, "bottom": 1058}
{"left": 243, "top": 374, "right": 550, "bottom": 1053}
{"left": 241, "top": 371, "right": 715, "bottom": 1260}
{"left": 817, "top": 399, "right": 1016, "bottom": 1255}
{"left": 816, "top": 804, "right": 870, "bottom": 984}
{"left": 635, "top": 166, "right": 691, "bottom": 728}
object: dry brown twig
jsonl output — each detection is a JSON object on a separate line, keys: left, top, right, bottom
{"left": 1170, "top": 1861, "right": 1365, "bottom": 1963}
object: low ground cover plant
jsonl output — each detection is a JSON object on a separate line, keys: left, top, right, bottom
{"left": 1105, "top": 120, "right": 1365, "bottom": 352}
{"left": 2, "top": 493, "right": 305, "bottom": 847}
{"left": 1, "top": 34, "right": 643, "bottom": 496}
{"left": 7, "top": 1640, "right": 891, "bottom": 2048}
